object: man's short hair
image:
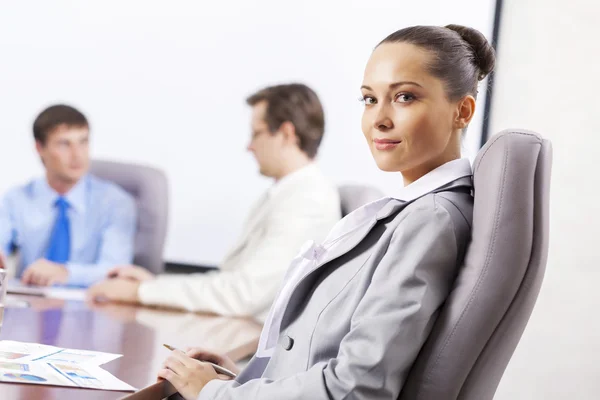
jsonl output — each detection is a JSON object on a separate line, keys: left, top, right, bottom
{"left": 246, "top": 83, "right": 325, "bottom": 159}
{"left": 33, "top": 104, "right": 88, "bottom": 144}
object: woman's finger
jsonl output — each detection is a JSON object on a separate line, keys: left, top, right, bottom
{"left": 185, "top": 347, "right": 209, "bottom": 357}
{"left": 163, "top": 355, "right": 189, "bottom": 377}
{"left": 170, "top": 350, "right": 198, "bottom": 369}
{"left": 157, "top": 368, "right": 184, "bottom": 389}
{"left": 185, "top": 348, "right": 221, "bottom": 364}
{"left": 216, "top": 373, "right": 234, "bottom": 381}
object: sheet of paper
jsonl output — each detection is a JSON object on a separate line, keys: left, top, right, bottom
{"left": 6, "top": 279, "right": 45, "bottom": 296}
{"left": 0, "top": 360, "right": 73, "bottom": 387}
{"left": 0, "top": 342, "right": 134, "bottom": 392}
{"left": 0, "top": 341, "right": 60, "bottom": 363}
{"left": 0, "top": 361, "right": 135, "bottom": 391}
{"left": 49, "top": 363, "right": 136, "bottom": 391}
{"left": 0, "top": 341, "right": 121, "bottom": 366}
{"left": 32, "top": 348, "right": 121, "bottom": 366}
{"left": 7, "top": 279, "right": 86, "bottom": 301}
{"left": 44, "top": 287, "right": 87, "bottom": 301}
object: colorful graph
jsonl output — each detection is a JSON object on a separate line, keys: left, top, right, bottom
{"left": 0, "top": 362, "right": 29, "bottom": 371}
{"left": 0, "top": 351, "right": 28, "bottom": 360}
{"left": 41, "top": 352, "right": 97, "bottom": 364}
{"left": 3, "top": 373, "right": 47, "bottom": 383}
{"left": 55, "top": 364, "right": 103, "bottom": 388}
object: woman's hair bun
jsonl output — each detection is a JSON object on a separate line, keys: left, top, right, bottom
{"left": 446, "top": 24, "right": 495, "bottom": 80}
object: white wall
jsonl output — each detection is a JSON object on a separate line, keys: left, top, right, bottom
{"left": 0, "top": 0, "right": 496, "bottom": 264}
{"left": 490, "top": 0, "right": 600, "bottom": 398}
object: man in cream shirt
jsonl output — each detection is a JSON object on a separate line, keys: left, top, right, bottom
{"left": 88, "top": 83, "right": 341, "bottom": 321}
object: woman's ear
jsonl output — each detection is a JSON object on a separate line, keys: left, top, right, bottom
{"left": 454, "top": 95, "right": 476, "bottom": 130}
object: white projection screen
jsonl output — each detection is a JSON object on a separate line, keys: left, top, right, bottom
{"left": 0, "top": 0, "right": 497, "bottom": 265}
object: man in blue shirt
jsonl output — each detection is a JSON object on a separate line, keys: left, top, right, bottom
{"left": 0, "top": 104, "right": 137, "bottom": 287}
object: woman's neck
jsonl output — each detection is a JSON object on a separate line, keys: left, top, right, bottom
{"left": 401, "top": 152, "right": 461, "bottom": 186}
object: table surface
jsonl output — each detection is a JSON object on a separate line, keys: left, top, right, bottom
{"left": 0, "top": 294, "right": 262, "bottom": 400}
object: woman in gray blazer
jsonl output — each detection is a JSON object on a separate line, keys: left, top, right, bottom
{"left": 158, "top": 24, "right": 496, "bottom": 400}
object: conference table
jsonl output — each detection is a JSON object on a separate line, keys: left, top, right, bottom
{"left": 0, "top": 293, "right": 262, "bottom": 400}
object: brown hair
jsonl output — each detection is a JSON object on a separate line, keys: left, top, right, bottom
{"left": 379, "top": 24, "right": 495, "bottom": 100}
{"left": 33, "top": 104, "right": 88, "bottom": 144}
{"left": 246, "top": 83, "right": 325, "bottom": 159}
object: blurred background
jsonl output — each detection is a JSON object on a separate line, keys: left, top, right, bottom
{"left": 0, "top": 0, "right": 598, "bottom": 398}
{"left": 0, "top": 0, "right": 496, "bottom": 264}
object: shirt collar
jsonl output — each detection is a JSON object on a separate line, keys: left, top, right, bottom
{"left": 35, "top": 175, "right": 89, "bottom": 214}
{"left": 268, "top": 163, "right": 319, "bottom": 199}
{"left": 394, "top": 158, "right": 472, "bottom": 202}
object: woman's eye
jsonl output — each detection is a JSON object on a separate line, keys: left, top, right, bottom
{"left": 395, "top": 93, "right": 416, "bottom": 103}
{"left": 360, "top": 96, "right": 377, "bottom": 105}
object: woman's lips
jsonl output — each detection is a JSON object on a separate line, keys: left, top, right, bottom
{"left": 373, "top": 138, "right": 401, "bottom": 151}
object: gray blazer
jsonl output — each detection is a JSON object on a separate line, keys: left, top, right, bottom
{"left": 199, "top": 177, "right": 473, "bottom": 400}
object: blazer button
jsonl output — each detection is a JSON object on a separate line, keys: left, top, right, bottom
{"left": 282, "top": 335, "right": 294, "bottom": 351}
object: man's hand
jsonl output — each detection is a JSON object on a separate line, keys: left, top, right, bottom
{"left": 21, "top": 259, "right": 69, "bottom": 286}
{"left": 107, "top": 265, "right": 155, "bottom": 282}
{"left": 0, "top": 251, "right": 6, "bottom": 269}
{"left": 158, "top": 350, "right": 227, "bottom": 400}
{"left": 87, "top": 278, "right": 141, "bottom": 304}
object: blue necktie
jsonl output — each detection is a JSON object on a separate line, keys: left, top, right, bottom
{"left": 46, "top": 197, "right": 71, "bottom": 263}
{"left": 41, "top": 197, "right": 70, "bottom": 343}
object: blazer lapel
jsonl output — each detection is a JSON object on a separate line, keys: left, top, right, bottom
{"left": 280, "top": 177, "right": 473, "bottom": 297}
{"left": 278, "top": 199, "right": 410, "bottom": 327}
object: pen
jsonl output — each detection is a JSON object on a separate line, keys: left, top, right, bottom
{"left": 162, "top": 344, "right": 237, "bottom": 378}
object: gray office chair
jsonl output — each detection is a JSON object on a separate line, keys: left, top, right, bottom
{"left": 399, "top": 129, "right": 552, "bottom": 399}
{"left": 338, "top": 184, "right": 384, "bottom": 216}
{"left": 90, "top": 160, "right": 169, "bottom": 274}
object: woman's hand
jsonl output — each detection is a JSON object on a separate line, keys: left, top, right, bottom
{"left": 158, "top": 350, "right": 224, "bottom": 400}
{"left": 185, "top": 347, "right": 240, "bottom": 376}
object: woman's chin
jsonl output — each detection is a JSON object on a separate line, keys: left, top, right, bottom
{"left": 373, "top": 159, "right": 402, "bottom": 173}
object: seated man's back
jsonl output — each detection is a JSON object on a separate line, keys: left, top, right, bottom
{"left": 0, "top": 104, "right": 137, "bottom": 287}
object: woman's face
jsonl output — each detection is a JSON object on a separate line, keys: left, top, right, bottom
{"left": 361, "top": 42, "right": 468, "bottom": 184}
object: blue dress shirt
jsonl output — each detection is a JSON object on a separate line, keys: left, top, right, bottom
{"left": 0, "top": 174, "right": 137, "bottom": 287}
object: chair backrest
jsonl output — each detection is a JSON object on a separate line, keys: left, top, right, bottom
{"left": 399, "top": 129, "right": 553, "bottom": 400}
{"left": 90, "top": 160, "right": 169, "bottom": 274}
{"left": 338, "top": 184, "right": 384, "bottom": 216}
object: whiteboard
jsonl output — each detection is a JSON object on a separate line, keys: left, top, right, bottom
{"left": 0, "top": 0, "right": 497, "bottom": 265}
